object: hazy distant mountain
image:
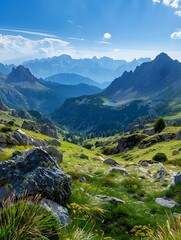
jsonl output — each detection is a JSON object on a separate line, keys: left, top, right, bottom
{"left": 23, "top": 55, "right": 151, "bottom": 83}
{"left": 0, "top": 63, "right": 14, "bottom": 75}
{"left": 52, "top": 53, "right": 181, "bottom": 133}
{"left": 0, "top": 66, "right": 102, "bottom": 114}
{"left": 45, "top": 73, "right": 109, "bottom": 89}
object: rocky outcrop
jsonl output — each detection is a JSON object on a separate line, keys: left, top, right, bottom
{"left": 40, "top": 123, "right": 58, "bottom": 139}
{"left": 139, "top": 133, "right": 176, "bottom": 149}
{"left": 6, "top": 129, "right": 46, "bottom": 147}
{"left": 47, "top": 139, "right": 61, "bottom": 147}
{"left": 22, "top": 121, "right": 39, "bottom": 133}
{"left": 117, "top": 134, "right": 147, "bottom": 153}
{"left": 0, "top": 148, "right": 71, "bottom": 225}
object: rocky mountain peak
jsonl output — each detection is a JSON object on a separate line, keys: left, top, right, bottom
{"left": 6, "top": 65, "right": 38, "bottom": 84}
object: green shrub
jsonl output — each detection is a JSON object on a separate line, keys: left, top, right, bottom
{"left": 152, "top": 153, "right": 168, "bottom": 163}
{"left": 82, "top": 142, "right": 93, "bottom": 150}
{"left": 154, "top": 118, "right": 166, "bottom": 133}
{"left": 1, "top": 126, "right": 12, "bottom": 133}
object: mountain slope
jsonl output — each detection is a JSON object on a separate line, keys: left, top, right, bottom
{"left": 52, "top": 53, "right": 181, "bottom": 133}
{"left": 0, "top": 66, "right": 102, "bottom": 114}
{"left": 104, "top": 53, "right": 181, "bottom": 101}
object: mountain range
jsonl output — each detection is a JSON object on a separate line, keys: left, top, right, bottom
{"left": 0, "top": 66, "right": 102, "bottom": 114}
{"left": 22, "top": 55, "right": 151, "bottom": 83}
{"left": 52, "top": 53, "right": 181, "bottom": 133}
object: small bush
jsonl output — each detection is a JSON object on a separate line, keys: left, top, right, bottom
{"left": 1, "top": 126, "right": 12, "bottom": 133}
{"left": 154, "top": 118, "right": 166, "bottom": 133}
{"left": 152, "top": 153, "right": 168, "bottom": 163}
{"left": 82, "top": 142, "right": 93, "bottom": 150}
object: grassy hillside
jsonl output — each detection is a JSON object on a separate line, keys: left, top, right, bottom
{"left": 0, "top": 110, "right": 181, "bottom": 239}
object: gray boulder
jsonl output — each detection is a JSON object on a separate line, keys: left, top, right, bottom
{"left": 40, "top": 123, "right": 58, "bottom": 139}
{"left": 173, "top": 150, "right": 180, "bottom": 156}
{"left": 176, "top": 130, "right": 181, "bottom": 140}
{"left": 155, "top": 197, "right": 180, "bottom": 208}
{"left": 156, "top": 167, "right": 168, "bottom": 180}
{"left": 103, "top": 158, "right": 119, "bottom": 166}
{"left": 42, "top": 146, "right": 63, "bottom": 163}
{"left": 0, "top": 148, "right": 71, "bottom": 205}
{"left": 22, "top": 121, "right": 39, "bottom": 133}
{"left": 80, "top": 153, "right": 89, "bottom": 159}
{"left": 40, "top": 199, "right": 70, "bottom": 226}
{"left": 174, "top": 172, "right": 181, "bottom": 185}
{"left": 106, "top": 167, "right": 129, "bottom": 175}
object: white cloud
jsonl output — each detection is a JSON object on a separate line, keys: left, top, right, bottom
{"left": 152, "top": 0, "right": 161, "bottom": 3}
{"left": 174, "top": 10, "right": 181, "bottom": 15}
{"left": 113, "top": 48, "right": 120, "bottom": 52}
{"left": 170, "top": 31, "right": 181, "bottom": 39}
{"left": 103, "top": 32, "right": 111, "bottom": 39}
{"left": 95, "top": 40, "right": 112, "bottom": 45}
{"left": 163, "top": 0, "right": 181, "bottom": 8}
{"left": 0, "top": 34, "right": 70, "bottom": 62}
{"left": 0, "top": 28, "right": 58, "bottom": 38}
{"left": 68, "top": 37, "right": 85, "bottom": 41}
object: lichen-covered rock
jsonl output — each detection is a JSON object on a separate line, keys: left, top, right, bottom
{"left": 0, "top": 148, "right": 71, "bottom": 205}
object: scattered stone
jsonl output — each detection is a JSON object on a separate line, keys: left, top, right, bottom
{"left": 174, "top": 172, "right": 181, "bottom": 185}
{"left": 40, "top": 199, "right": 70, "bottom": 226}
{"left": 155, "top": 197, "right": 180, "bottom": 208}
{"left": 156, "top": 167, "right": 168, "bottom": 180}
{"left": 173, "top": 212, "right": 181, "bottom": 217}
{"left": 106, "top": 167, "right": 129, "bottom": 175}
{"left": 95, "top": 195, "right": 125, "bottom": 204}
{"left": 176, "top": 130, "right": 181, "bottom": 140}
{"left": 80, "top": 153, "right": 89, "bottom": 159}
{"left": 79, "top": 177, "right": 87, "bottom": 183}
{"left": 138, "top": 167, "right": 148, "bottom": 174}
{"left": 172, "top": 150, "right": 180, "bottom": 156}
{"left": 0, "top": 148, "right": 71, "bottom": 205}
{"left": 103, "top": 158, "right": 119, "bottom": 166}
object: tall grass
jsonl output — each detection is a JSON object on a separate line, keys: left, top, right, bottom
{"left": 152, "top": 216, "right": 181, "bottom": 240}
{"left": 0, "top": 195, "right": 60, "bottom": 240}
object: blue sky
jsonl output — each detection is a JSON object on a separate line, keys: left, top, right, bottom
{"left": 0, "top": 0, "right": 181, "bottom": 63}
